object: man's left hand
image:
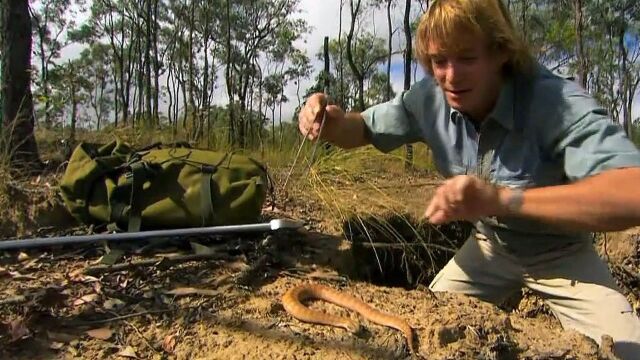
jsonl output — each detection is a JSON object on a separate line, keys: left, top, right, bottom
{"left": 424, "top": 175, "right": 507, "bottom": 224}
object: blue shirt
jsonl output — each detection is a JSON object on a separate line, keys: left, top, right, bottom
{"left": 362, "top": 64, "right": 640, "bottom": 256}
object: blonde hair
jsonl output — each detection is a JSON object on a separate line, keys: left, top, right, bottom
{"left": 415, "top": 0, "right": 533, "bottom": 76}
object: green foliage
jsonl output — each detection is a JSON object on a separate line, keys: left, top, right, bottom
{"left": 366, "top": 72, "right": 396, "bottom": 105}
{"left": 320, "top": 33, "right": 389, "bottom": 111}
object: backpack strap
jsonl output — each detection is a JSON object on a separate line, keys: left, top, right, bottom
{"left": 126, "top": 161, "right": 147, "bottom": 232}
{"left": 108, "top": 155, "right": 154, "bottom": 232}
{"left": 200, "top": 165, "right": 217, "bottom": 226}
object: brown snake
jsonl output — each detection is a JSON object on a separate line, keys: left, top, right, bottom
{"left": 282, "top": 284, "right": 416, "bottom": 354}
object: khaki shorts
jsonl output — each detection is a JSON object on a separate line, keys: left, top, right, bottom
{"left": 430, "top": 233, "right": 640, "bottom": 360}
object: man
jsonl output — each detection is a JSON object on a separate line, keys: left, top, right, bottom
{"left": 298, "top": 0, "right": 640, "bottom": 358}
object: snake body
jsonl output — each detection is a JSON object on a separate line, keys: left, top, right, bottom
{"left": 282, "top": 284, "right": 416, "bottom": 354}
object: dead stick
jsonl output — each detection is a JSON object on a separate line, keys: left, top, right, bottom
{"left": 107, "top": 310, "right": 159, "bottom": 354}
{"left": 65, "top": 309, "right": 172, "bottom": 326}
{"left": 84, "top": 253, "right": 235, "bottom": 275}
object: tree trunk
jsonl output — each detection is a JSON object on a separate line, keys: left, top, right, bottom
{"left": 135, "top": 33, "right": 143, "bottom": 128}
{"left": 248, "top": 70, "right": 255, "bottom": 147}
{"left": 167, "top": 66, "right": 173, "bottom": 129}
{"left": 403, "top": 0, "right": 413, "bottom": 170}
{"left": 573, "top": 0, "right": 588, "bottom": 89}
{"left": 69, "top": 80, "right": 77, "bottom": 142}
{"left": 187, "top": 0, "right": 196, "bottom": 133}
{"left": 385, "top": 0, "right": 393, "bottom": 102}
{"left": 520, "top": 0, "right": 529, "bottom": 41}
{"left": 271, "top": 106, "right": 275, "bottom": 147}
{"left": 180, "top": 59, "right": 188, "bottom": 131}
{"left": 338, "top": 0, "right": 345, "bottom": 109}
{"left": 152, "top": 0, "right": 160, "bottom": 126}
{"left": 1, "top": 0, "right": 41, "bottom": 169}
{"left": 145, "top": 0, "right": 152, "bottom": 126}
{"left": 113, "top": 69, "right": 119, "bottom": 126}
{"left": 258, "top": 76, "right": 264, "bottom": 153}
{"left": 618, "top": 22, "right": 630, "bottom": 136}
{"left": 346, "top": 0, "right": 365, "bottom": 111}
{"left": 36, "top": 20, "right": 52, "bottom": 128}
{"left": 199, "top": 14, "right": 211, "bottom": 143}
{"left": 225, "top": 0, "right": 236, "bottom": 146}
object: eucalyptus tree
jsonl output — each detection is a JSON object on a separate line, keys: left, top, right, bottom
{"left": 77, "top": 44, "right": 114, "bottom": 131}
{"left": 402, "top": 0, "right": 414, "bottom": 169}
{"left": 516, "top": 0, "right": 639, "bottom": 137}
{"left": 71, "top": 0, "right": 136, "bottom": 126}
{"left": 220, "top": 0, "right": 307, "bottom": 147}
{"left": 49, "top": 58, "right": 92, "bottom": 141}
{"left": 30, "top": 0, "right": 82, "bottom": 128}
{"left": 1, "top": 0, "right": 41, "bottom": 168}
{"left": 346, "top": 0, "right": 365, "bottom": 110}
{"left": 323, "top": 34, "right": 388, "bottom": 111}
{"left": 368, "top": 0, "right": 398, "bottom": 102}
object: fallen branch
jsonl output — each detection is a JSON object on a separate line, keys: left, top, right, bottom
{"left": 108, "top": 311, "right": 160, "bottom": 354}
{"left": 84, "top": 253, "right": 238, "bottom": 275}
{"left": 64, "top": 309, "right": 172, "bottom": 326}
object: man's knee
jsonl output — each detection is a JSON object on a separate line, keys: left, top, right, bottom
{"left": 537, "top": 283, "right": 640, "bottom": 360}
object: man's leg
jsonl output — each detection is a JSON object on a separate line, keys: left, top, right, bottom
{"left": 524, "top": 242, "right": 640, "bottom": 360}
{"left": 429, "top": 233, "right": 524, "bottom": 305}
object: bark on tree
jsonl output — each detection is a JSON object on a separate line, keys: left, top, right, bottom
{"left": 346, "top": 0, "right": 365, "bottom": 111}
{"left": 385, "top": 0, "right": 393, "bottom": 102}
{"left": 403, "top": 0, "right": 413, "bottom": 170}
{"left": 1, "top": 0, "right": 41, "bottom": 169}
{"left": 573, "top": 0, "right": 588, "bottom": 89}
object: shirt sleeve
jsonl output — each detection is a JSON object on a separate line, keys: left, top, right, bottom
{"left": 361, "top": 78, "right": 441, "bottom": 153}
{"left": 540, "top": 80, "right": 640, "bottom": 181}
{"left": 560, "top": 109, "right": 640, "bottom": 181}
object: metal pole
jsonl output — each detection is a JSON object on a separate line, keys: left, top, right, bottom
{"left": 0, "top": 219, "right": 303, "bottom": 251}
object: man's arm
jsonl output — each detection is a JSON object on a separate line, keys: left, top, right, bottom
{"left": 499, "top": 167, "right": 640, "bottom": 232}
{"left": 298, "top": 93, "right": 371, "bottom": 149}
{"left": 299, "top": 80, "right": 432, "bottom": 152}
{"left": 321, "top": 111, "right": 371, "bottom": 149}
{"left": 425, "top": 167, "right": 640, "bottom": 232}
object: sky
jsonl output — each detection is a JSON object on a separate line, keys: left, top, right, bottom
{"left": 58, "top": 0, "right": 639, "bottom": 125}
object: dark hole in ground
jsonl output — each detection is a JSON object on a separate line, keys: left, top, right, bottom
{"left": 342, "top": 213, "right": 472, "bottom": 289}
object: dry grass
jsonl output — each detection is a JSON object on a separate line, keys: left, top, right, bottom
{"left": 272, "top": 143, "right": 468, "bottom": 286}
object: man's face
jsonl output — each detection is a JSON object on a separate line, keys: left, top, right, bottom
{"left": 428, "top": 33, "right": 507, "bottom": 121}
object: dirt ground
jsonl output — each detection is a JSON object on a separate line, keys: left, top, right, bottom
{"left": 0, "top": 168, "right": 638, "bottom": 360}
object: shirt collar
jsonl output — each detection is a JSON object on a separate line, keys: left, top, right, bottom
{"left": 449, "top": 77, "right": 515, "bottom": 131}
{"left": 487, "top": 77, "right": 515, "bottom": 130}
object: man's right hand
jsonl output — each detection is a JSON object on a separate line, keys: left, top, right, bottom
{"left": 298, "top": 93, "right": 344, "bottom": 142}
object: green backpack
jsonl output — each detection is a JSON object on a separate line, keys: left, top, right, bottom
{"left": 59, "top": 140, "right": 270, "bottom": 231}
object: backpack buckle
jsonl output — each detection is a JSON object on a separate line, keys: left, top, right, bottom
{"left": 201, "top": 165, "right": 216, "bottom": 173}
